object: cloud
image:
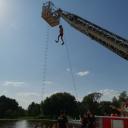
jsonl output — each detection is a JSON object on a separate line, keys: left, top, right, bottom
{"left": 1, "top": 90, "right": 8, "bottom": 95}
{"left": 76, "top": 71, "right": 90, "bottom": 77}
{"left": 66, "top": 68, "right": 70, "bottom": 72}
{"left": 43, "top": 81, "right": 53, "bottom": 85}
{"left": 16, "top": 92, "right": 41, "bottom": 109}
{"left": 2, "top": 81, "right": 25, "bottom": 87}
{"left": 17, "top": 92, "right": 39, "bottom": 97}
{"left": 99, "top": 89, "right": 121, "bottom": 101}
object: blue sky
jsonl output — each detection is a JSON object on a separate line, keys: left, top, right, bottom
{"left": 0, "top": 0, "right": 128, "bottom": 108}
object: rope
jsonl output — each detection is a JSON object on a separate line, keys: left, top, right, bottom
{"left": 64, "top": 40, "right": 78, "bottom": 101}
{"left": 42, "top": 25, "right": 50, "bottom": 101}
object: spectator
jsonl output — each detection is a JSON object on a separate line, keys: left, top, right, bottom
{"left": 88, "top": 112, "right": 96, "bottom": 128}
{"left": 57, "top": 111, "right": 68, "bottom": 128}
{"left": 80, "top": 113, "right": 88, "bottom": 128}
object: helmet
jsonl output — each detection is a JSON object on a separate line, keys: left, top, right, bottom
{"left": 59, "top": 25, "right": 62, "bottom": 28}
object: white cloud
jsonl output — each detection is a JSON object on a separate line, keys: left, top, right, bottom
{"left": 66, "top": 68, "right": 70, "bottom": 72}
{"left": 99, "top": 89, "right": 120, "bottom": 101}
{"left": 1, "top": 90, "right": 8, "bottom": 95}
{"left": 2, "top": 81, "right": 25, "bottom": 87}
{"left": 76, "top": 71, "right": 89, "bottom": 77}
{"left": 43, "top": 81, "right": 53, "bottom": 85}
{"left": 16, "top": 92, "right": 41, "bottom": 109}
{"left": 17, "top": 92, "right": 39, "bottom": 97}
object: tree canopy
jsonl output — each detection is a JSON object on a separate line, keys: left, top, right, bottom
{"left": 0, "top": 91, "right": 128, "bottom": 119}
{"left": 0, "top": 95, "right": 25, "bottom": 118}
{"left": 42, "top": 92, "right": 77, "bottom": 118}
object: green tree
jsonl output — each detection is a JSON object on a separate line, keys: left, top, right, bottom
{"left": 42, "top": 92, "right": 77, "bottom": 118}
{"left": 112, "top": 96, "right": 120, "bottom": 108}
{"left": 0, "top": 95, "right": 19, "bottom": 118}
{"left": 98, "top": 101, "right": 112, "bottom": 115}
{"left": 27, "top": 102, "right": 41, "bottom": 116}
{"left": 82, "top": 92, "right": 102, "bottom": 114}
{"left": 119, "top": 91, "right": 128, "bottom": 103}
{"left": 17, "top": 106, "right": 26, "bottom": 117}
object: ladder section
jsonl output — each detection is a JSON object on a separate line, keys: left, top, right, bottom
{"left": 61, "top": 11, "right": 128, "bottom": 60}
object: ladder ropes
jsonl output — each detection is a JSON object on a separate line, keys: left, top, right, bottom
{"left": 42, "top": 26, "right": 78, "bottom": 101}
{"left": 41, "top": 0, "right": 78, "bottom": 101}
{"left": 42, "top": 25, "right": 50, "bottom": 101}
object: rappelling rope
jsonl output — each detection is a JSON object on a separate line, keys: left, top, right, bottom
{"left": 64, "top": 39, "right": 78, "bottom": 101}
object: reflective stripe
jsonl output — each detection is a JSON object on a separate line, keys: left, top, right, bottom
{"left": 111, "top": 120, "right": 124, "bottom": 128}
{"left": 95, "top": 116, "right": 128, "bottom": 128}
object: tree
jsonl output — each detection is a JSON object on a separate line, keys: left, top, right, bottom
{"left": 112, "top": 96, "right": 120, "bottom": 108}
{"left": 42, "top": 92, "right": 77, "bottom": 118}
{"left": 17, "top": 106, "right": 26, "bottom": 117}
{"left": 119, "top": 91, "right": 128, "bottom": 103}
{"left": 98, "top": 101, "right": 112, "bottom": 115}
{"left": 0, "top": 95, "right": 19, "bottom": 118}
{"left": 27, "top": 102, "right": 41, "bottom": 116}
{"left": 82, "top": 92, "right": 102, "bottom": 114}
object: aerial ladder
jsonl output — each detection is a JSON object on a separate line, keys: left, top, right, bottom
{"left": 41, "top": 1, "right": 128, "bottom": 60}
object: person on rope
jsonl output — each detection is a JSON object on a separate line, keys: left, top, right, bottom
{"left": 55, "top": 25, "right": 64, "bottom": 45}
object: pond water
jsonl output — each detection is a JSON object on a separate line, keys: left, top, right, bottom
{"left": 0, "top": 120, "right": 80, "bottom": 128}
{"left": 0, "top": 120, "right": 44, "bottom": 128}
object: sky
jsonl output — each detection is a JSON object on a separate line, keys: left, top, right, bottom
{"left": 0, "top": 0, "right": 128, "bottom": 109}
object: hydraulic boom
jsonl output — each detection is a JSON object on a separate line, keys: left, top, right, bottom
{"left": 42, "top": 1, "right": 128, "bottom": 60}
